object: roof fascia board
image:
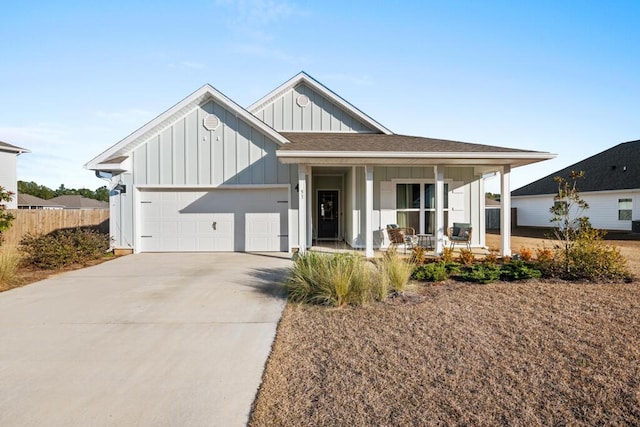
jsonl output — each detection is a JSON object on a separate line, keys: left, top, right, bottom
{"left": 277, "top": 151, "right": 556, "bottom": 160}
{"left": 0, "top": 145, "right": 30, "bottom": 154}
{"left": 248, "top": 72, "right": 393, "bottom": 135}
{"left": 86, "top": 84, "right": 288, "bottom": 170}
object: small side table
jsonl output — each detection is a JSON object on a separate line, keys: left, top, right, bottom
{"left": 416, "top": 234, "right": 433, "bottom": 250}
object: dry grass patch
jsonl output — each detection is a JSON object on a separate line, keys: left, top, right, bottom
{"left": 0, "top": 246, "right": 23, "bottom": 291}
{"left": 251, "top": 282, "right": 640, "bottom": 426}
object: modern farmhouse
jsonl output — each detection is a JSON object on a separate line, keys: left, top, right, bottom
{"left": 86, "top": 72, "right": 554, "bottom": 257}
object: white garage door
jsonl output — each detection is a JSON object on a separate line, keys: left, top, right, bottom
{"left": 139, "top": 188, "right": 288, "bottom": 252}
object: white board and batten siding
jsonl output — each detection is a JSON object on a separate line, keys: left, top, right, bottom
{"left": 131, "top": 99, "right": 291, "bottom": 187}
{"left": 253, "top": 83, "right": 377, "bottom": 133}
{"left": 112, "top": 99, "right": 296, "bottom": 253}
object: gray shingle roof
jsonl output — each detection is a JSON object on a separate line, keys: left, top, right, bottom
{"left": 512, "top": 139, "right": 640, "bottom": 196}
{"left": 279, "top": 133, "right": 540, "bottom": 153}
{"left": 17, "top": 194, "right": 65, "bottom": 208}
{"left": 48, "top": 195, "right": 109, "bottom": 209}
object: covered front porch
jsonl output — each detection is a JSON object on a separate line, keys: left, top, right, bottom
{"left": 277, "top": 132, "right": 554, "bottom": 259}
{"left": 292, "top": 164, "right": 514, "bottom": 259}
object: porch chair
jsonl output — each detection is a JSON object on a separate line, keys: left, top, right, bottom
{"left": 448, "top": 222, "right": 472, "bottom": 250}
{"left": 386, "top": 224, "right": 417, "bottom": 254}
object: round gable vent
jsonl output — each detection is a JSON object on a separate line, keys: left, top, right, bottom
{"left": 296, "top": 94, "right": 310, "bottom": 108}
{"left": 203, "top": 114, "right": 220, "bottom": 131}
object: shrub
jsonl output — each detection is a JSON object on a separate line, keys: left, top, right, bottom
{"left": 0, "top": 186, "right": 15, "bottom": 245}
{"left": 380, "top": 251, "right": 415, "bottom": 293}
{"left": 483, "top": 251, "right": 498, "bottom": 264}
{"left": 412, "top": 262, "right": 449, "bottom": 282}
{"left": 19, "top": 228, "right": 110, "bottom": 269}
{"left": 458, "top": 248, "right": 475, "bottom": 266}
{"left": 440, "top": 247, "right": 454, "bottom": 263}
{"left": 0, "top": 247, "right": 22, "bottom": 291}
{"left": 535, "top": 247, "right": 553, "bottom": 262}
{"left": 518, "top": 247, "right": 533, "bottom": 262}
{"left": 445, "top": 262, "right": 462, "bottom": 276}
{"left": 459, "top": 263, "right": 502, "bottom": 284}
{"left": 534, "top": 227, "right": 631, "bottom": 282}
{"left": 560, "top": 227, "right": 629, "bottom": 281}
{"left": 500, "top": 260, "right": 542, "bottom": 281}
{"left": 411, "top": 246, "right": 427, "bottom": 264}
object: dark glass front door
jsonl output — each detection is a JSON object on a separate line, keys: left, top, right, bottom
{"left": 317, "top": 190, "right": 339, "bottom": 240}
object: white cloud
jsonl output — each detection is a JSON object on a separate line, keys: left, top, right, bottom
{"left": 215, "top": 0, "right": 307, "bottom": 63}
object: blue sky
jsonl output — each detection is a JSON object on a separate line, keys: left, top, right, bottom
{"left": 1, "top": 0, "right": 638, "bottom": 193}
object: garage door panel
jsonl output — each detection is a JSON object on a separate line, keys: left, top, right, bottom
{"left": 139, "top": 188, "right": 288, "bottom": 252}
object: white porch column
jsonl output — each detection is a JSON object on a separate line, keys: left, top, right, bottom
{"left": 434, "top": 166, "right": 445, "bottom": 254}
{"left": 500, "top": 165, "right": 512, "bottom": 256}
{"left": 298, "top": 165, "right": 308, "bottom": 254}
{"left": 365, "top": 165, "right": 374, "bottom": 258}
{"left": 307, "top": 167, "right": 313, "bottom": 245}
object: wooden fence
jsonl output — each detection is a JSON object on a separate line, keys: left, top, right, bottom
{"left": 1, "top": 209, "right": 109, "bottom": 246}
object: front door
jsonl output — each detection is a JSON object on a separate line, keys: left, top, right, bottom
{"left": 317, "top": 190, "right": 339, "bottom": 240}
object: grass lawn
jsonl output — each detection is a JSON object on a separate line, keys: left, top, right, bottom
{"left": 250, "top": 232, "right": 640, "bottom": 426}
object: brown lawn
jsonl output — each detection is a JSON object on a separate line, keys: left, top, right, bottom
{"left": 250, "top": 230, "right": 640, "bottom": 426}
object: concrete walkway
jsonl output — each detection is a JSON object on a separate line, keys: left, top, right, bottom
{"left": 0, "top": 253, "right": 291, "bottom": 427}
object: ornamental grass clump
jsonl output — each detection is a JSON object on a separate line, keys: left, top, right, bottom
{"left": 286, "top": 252, "right": 386, "bottom": 307}
{"left": 0, "top": 246, "right": 22, "bottom": 291}
{"left": 286, "top": 251, "right": 415, "bottom": 307}
{"left": 379, "top": 251, "right": 416, "bottom": 293}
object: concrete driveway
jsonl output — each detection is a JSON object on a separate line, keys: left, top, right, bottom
{"left": 0, "top": 253, "right": 291, "bottom": 427}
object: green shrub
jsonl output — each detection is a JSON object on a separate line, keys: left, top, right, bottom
{"left": 500, "top": 260, "right": 542, "bottom": 281}
{"left": 19, "top": 228, "right": 110, "bottom": 269}
{"left": 0, "top": 247, "right": 22, "bottom": 291}
{"left": 412, "top": 262, "right": 449, "bottom": 282}
{"left": 538, "top": 227, "right": 631, "bottom": 282}
{"left": 459, "top": 263, "right": 502, "bottom": 284}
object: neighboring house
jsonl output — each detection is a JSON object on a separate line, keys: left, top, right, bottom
{"left": 17, "top": 194, "right": 65, "bottom": 210}
{"left": 0, "top": 141, "right": 29, "bottom": 209}
{"left": 512, "top": 139, "right": 640, "bottom": 231}
{"left": 86, "top": 72, "right": 554, "bottom": 256}
{"left": 485, "top": 197, "right": 501, "bottom": 230}
{"left": 48, "top": 195, "right": 109, "bottom": 210}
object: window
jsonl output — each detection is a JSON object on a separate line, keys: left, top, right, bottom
{"left": 396, "top": 183, "right": 448, "bottom": 234}
{"left": 618, "top": 198, "right": 632, "bottom": 220}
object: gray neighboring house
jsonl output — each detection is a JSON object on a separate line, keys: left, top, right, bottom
{"left": 0, "top": 141, "right": 29, "bottom": 209}
{"left": 17, "top": 194, "right": 65, "bottom": 210}
{"left": 86, "top": 72, "right": 554, "bottom": 256}
{"left": 512, "top": 139, "right": 640, "bottom": 230}
{"left": 48, "top": 195, "right": 109, "bottom": 210}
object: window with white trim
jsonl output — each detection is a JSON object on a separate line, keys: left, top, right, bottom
{"left": 618, "top": 198, "right": 632, "bottom": 220}
{"left": 396, "top": 183, "right": 448, "bottom": 234}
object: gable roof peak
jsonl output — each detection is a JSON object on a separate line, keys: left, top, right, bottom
{"left": 248, "top": 71, "right": 393, "bottom": 135}
{"left": 86, "top": 82, "right": 288, "bottom": 171}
